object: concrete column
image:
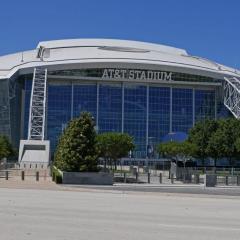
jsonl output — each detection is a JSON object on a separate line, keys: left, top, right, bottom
{"left": 96, "top": 83, "right": 99, "bottom": 131}
{"left": 169, "top": 87, "right": 173, "bottom": 133}
{"left": 36, "top": 171, "right": 39, "bottom": 181}
{"left": 121, "top": 83, "right": 125, "bottom": 133}
{"left": 225, "top": 176, "right": 229, "bottom": 186}
{"left": 192, "top": 88, "right": 195, "bottom": 126}
{"left": 21, "top": 171, "right": 25, "bottom": 181}
{"left": 159, "top": 173, "right": 162, "bottom": 184}
{"left": 237, "top": 176, "right": 240, "bottom": 186}
{"left": 148, "top": 172, "right": 150, "bottom": 184}
{"left": 146, "top": 85, "right": 149, "bottom": 156}
{"left": 136, "top": 172, "right": 138, "bottom": 182}
{"left": 124, "top": 172, "right": 127, "bottom": 183}
{"left": 171, "top": 173, "right": 174, "bottom": 184}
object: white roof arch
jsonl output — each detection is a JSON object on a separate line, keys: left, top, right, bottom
{"left": 0, "top": 38, "right": 239, "bottom": 79}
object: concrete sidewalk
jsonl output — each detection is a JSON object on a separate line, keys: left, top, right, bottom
{"left": 0, "top": 176, "right": 60, "bottom": 190}
{"left": 1, "top": 176, "right": 240, "bottom": 196}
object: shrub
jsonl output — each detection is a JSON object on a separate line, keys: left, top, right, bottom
{"left": 52, "top": 166, "right": 63, "bottom": 184}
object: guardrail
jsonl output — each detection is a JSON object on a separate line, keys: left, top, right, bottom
{"left": 113, "top": 171, "right": 176, "bottom": 184}
{"left": 113, "top": 170, "right": 240, "bottom": 186}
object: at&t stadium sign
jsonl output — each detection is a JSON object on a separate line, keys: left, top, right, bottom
{"left": 102, "top": 69, "right": 173, "bottom": 81}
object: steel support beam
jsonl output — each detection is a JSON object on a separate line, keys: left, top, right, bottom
{"left": 223, "top": 77, "right": 240, "bottom": 119}
{"left": 28, "top": 68, "right": 47, "bottom": 140}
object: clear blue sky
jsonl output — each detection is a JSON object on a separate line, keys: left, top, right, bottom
{"left": 0, "top": 0, "right": 239, "bottom": 69}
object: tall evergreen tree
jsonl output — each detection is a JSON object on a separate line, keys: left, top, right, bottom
{"left": 54, "top": 112, "right": 99, "bottom": 172}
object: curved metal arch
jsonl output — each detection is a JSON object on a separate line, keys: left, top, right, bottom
{"left": 223, "top": 76, "right": 240, "bottom": 119}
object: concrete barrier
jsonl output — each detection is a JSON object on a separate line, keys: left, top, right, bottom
{"left": 194, "top": 174, "right": 200, "bottom": 184}
{"left": 171, "top": 173, "right": 174, "bottom": 184}
{"left": 62, "top": 172, "right": 113, "bottom": 185}
{"left": 135, "top": 172, "right": 138, "bottom": 182}
{"left": 225, "top": 176, "right": 229, "bottom": 186}
{"left": 204, "top": 174, "right": 217, "bottom": 187}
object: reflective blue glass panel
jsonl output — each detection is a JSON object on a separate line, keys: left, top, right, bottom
{"left": 24, "top": 79, "right": 32, "bottom": 139}
{"left": 73, "top": 84, "right": 97, "bottom": 120}
{"left": 148, "top": 87, "right": 170, "bottom": 145}
{"left": 10, "top": 78, "right": 22, "bottom": 147}
{"left": 98, "top": 84, "right": 122, "bottom": 133}
{"left": 47, "top": 84, "right": 72, "bottom": 151}
{"left": 0, "top": 79, "right": 11, "bottom": 139}
{"left": 195, "top": 90, "right": 215, "bottom": 122}
{"left": 172, "top": 88, "right": 193, "bottom": 133}
{"left": 124, "top": 84, "right": 147, "bottom": 158}
{"left": 216, "top": 89, "right": 231, "bottom": 118}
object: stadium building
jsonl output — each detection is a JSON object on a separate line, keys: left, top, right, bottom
{"left": 0, "top": 39, "right": 239, "bottom": 166}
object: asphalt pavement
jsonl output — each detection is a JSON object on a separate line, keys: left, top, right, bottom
{"left": 65, "top": 183, "right": 240, "bottom": 196}
{"left": 0, "top": 187, "right": 240, "bottom": 240}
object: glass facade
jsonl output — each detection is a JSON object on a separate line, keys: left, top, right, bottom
{"left": 195, "top": 89, "right": 215, "bottom": 122}
{"left": 172, "top": 88, "right": 193, "bottom": 133}
{"left": 73, "top": 84, "right": 97, "bottom": 119}
{"left": 9, "top": 76, "right": 22, "bottom": 147}
{"left": 23, "top": 79, "right": 32, "bottom": 139}
{"left": 98, "top": 84, "right": 122, "bottom": 133}
{"left": 21, "top": 71, "right": 220, "bottom": 158}
{"left": 0, "top": 79, "right": 11, "bottom": 139}
{"left": 124, "top": 84, "right": 147, "bottom": 158}
{"left": 148, "top": 87, "right": 170, "bottom": 146}
{"left": 47, "top": 84, "right": 72, "bottom": 151}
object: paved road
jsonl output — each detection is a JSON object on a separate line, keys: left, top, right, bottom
{"left": 0, "top": 188, "right": 240, "bottom": 240}
{"left": 66, "top": 183, "right": 240, "bottom": 196}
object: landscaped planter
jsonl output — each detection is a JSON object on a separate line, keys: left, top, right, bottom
{"left": 62, "top": 171, "right": 113, "bottom": 185}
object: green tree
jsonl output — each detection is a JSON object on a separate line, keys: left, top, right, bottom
{"left": 0, "top": 135, "right": 15, "bottom": 160}
{"left": 235, "top": 137, "right": 240, "bottom": 156}
{"left": 206, "top": 126, "right": 225, "bottom": 170}
{"left": 97, "top": 132, "right": 135, "bottom": 170}
{"left": 158, "top": 141, "right": 182, "bottom": 160}
{"left": 178, "top": 141, "right": 198, "bottom": 161}
{"left": 54, "top": 112, "right": 99, "bottom": 172}
{"left": 188, "top": 119, "right": 218, "bottom": 166}
{"left": 213, "top": 118, "right": 240, "bottom": 168}
{"left": 158, "top": 141, "right": 197, "bottom": 162}
{"left": 96, "top": 133, "right": 111, "bottom": 169}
